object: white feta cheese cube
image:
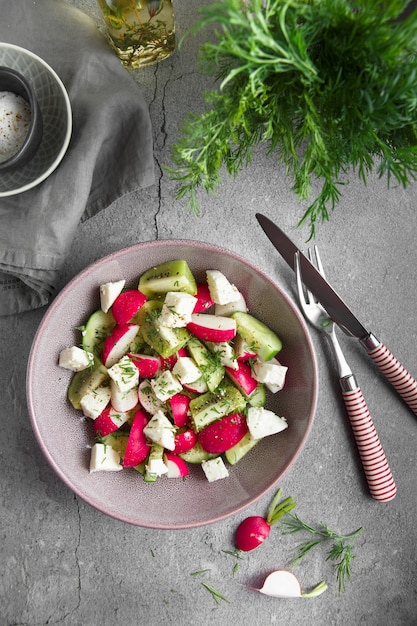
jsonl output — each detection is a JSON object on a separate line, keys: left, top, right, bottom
{"left": 146, "top": 457, "right": 168, "bottom": 477}
{"left": 59, "top": 346, "right": 93, "bottom": 371}
{"left": 207, "top": 341, "right": 238, "bottom": 370}
{"left": 80, "top": 385, "right": 111, "bottom": 419}
{"left": 160, "top": 291, "right": 198, "bottom": 327}
{"left": 206, "top": 270, "right": 240, "bottom": 305}
{"left": 108, "top": 355, "right": 139, "bottom": 393}
{"left": 252, "top": 358, "right": 288, "bottom": 392}
{"left": 172, "top": 356, "right": 202, "bottom": 384}
{"left": 151, "top": 369, "right": 182, "bottom": 402}
{"left": 100, "top": 279, "right": 125, "bottom": 313}
{"left": 143, "top": 410, "right": 176, "bottom": 451}
{"left": 89, "top": 443, "right": 122, "bottom": 473}
{"left": 215, "top": 291, "right": 247, "bottom": 316}
{"left": 201, "top": 457, "right": 229, "bottom": 482}
{"left": 246, "top": 407, "right": 288, "bottom": 440}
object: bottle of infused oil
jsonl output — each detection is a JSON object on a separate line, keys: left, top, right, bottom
{"left": 96, "top": 0, "right": 175, "bottom": 68}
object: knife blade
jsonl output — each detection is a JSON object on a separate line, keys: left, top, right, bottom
{"left": 256, "top": 213, "right": 417, "bottom": 417}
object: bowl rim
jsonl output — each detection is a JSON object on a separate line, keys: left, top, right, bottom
{"left": 0, "top": 65, "right": 43, "bottom": 172}
{"left": 26, "top": 240, "right": 319, "bottom": 528}
{"left": 0, "top": 42, "right": 72, "bottom": 196}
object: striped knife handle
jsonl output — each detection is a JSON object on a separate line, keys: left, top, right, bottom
{"left": 361, "top": 334, "right": 417, "bottom": 417}
{"left": 342, "top": 388, "right": 397, "bottom": 502}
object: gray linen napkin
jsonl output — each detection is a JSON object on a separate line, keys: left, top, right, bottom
{"left": 0, "top": 0, "right": 155, "bottom": 315}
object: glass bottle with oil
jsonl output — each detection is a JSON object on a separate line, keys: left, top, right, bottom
{"left": 97, "top": 0, "right": 175, "bottom": 68}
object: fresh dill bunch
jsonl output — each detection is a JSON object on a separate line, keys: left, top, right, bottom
{"left": 168, "top": 0, "right": 417, "bottom": 236}
{"left": 283, "top": 513, "right": 363, "bottom": 592}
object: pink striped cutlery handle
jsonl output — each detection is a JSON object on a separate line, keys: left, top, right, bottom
{"left": 361, "top": 333, "right": 417, "bottom": 415}
{"left": 343, "top": 388, "right": 397, "bottom": 502}
{"left": 366, "top": 341, "right": 417, "bottom": 417}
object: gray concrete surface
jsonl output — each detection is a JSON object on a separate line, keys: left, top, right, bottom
{"left": 2, "top": 1, "right": 417, "bottom": 624}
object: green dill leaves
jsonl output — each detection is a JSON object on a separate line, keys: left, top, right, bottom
{"left": 168, "top": 0, "right": 417, "bottom": 236}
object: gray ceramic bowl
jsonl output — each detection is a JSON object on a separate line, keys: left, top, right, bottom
{"left": 0, "top": 43, "right": 72, "bottom": 196}
{"left": 0, "top": 66, "right": 43, "bottom": 173}
{"left": 27, "top": 241, "right": 318, "bottom": 529}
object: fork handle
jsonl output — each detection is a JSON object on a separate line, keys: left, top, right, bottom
{"left": 360, "top": 334, "right": 417, "bottom": 417}
{"left": 341, "top": 379, "right": 397, "bottom": 502}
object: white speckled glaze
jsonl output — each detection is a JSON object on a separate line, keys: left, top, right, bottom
{"left": 26, "top": 241, "right": 318, "bottom": 528}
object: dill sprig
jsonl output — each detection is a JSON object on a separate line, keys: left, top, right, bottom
{"left": 283, "top": 513, "right": 363, "bottom": 592}
{"left": 168, "top": 0, "right": 417, "bottom": 236}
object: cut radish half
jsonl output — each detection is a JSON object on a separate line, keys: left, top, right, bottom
{"left": 93, "top": 406, "right": 129, "bottom": 437}
{"left": 187, "top": 314, "right": 236, "bottom": 343}
{"left": 111, "top": 290, "right": 147, "bottom": 324}
{"left": 193, "top": 283, "right": 214, "bottom": 312}
{"left": 123, "top": 409, "right": 149, "bottom": 468}
{"left": 128, "top": 353, "right": 160, "bottom": 378}
{"left": 102, "top": 324, "right": 139, "bottom": 368}
{"left": 164, "top": 452, "right": 189, "bottom": 478}
{"left": 170, "top": 393, "right": 191, "bottom": 427}
{"left": 225, "top": 361, "right": 258, "bottom": 396}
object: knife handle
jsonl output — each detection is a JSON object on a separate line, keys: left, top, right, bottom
{"left": 341, "top": 382, "right": 397, "bottom": 502}
{"left": 361, "top": 334, "right": 417, "bottom": 417}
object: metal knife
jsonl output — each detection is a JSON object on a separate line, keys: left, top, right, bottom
{"left": 256, "top": 213, "right": 417, "bottom": 417}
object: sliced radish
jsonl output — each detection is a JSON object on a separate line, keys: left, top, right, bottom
{"left": 102, "top": 324, "right": 140, "bottom": 368}
{"left": 173, "top": 428, "right": 198, "bottom": 454}
{"left": 110, "top": 380, "right": 139, "bottom": 412}
{"left": 187, "top": 313, "right": 236, "bottom": 343}
{"left": 160, "top": 347, "right": 187, "bottom": 371}
{"left": 127, "top": 353, "right": 160, "bottom": 378}
{"left": 234, "top": 335, "right": 257, "bottom": 361}
{"left": 164, "top": 452, "right": 189, "bottom": 478}
{"left": 225, "top": 361, "right": 258, "bottom": 396}
{"left": 182, "top": 377, "right": 208, "bottom": 393}
{"left": 198, "top": 413, "right": 248, "bottom": 453}
{"left": 193, "top": 283, "right": 214, "bottom": 312}
{"left": 170, "top": 393, "right": 191, "bottom": 427}
{"left": 138, "top": 379, "right": 166, "bottom": 415}
{"left": 93, "top": 406, "right": 129, "bottom": 437}
{"left": 257, "top": 571, "right": 328, "bottom": 598}
{"left": 111, "top": 290, "right": 147, "bottom": 324}
{"left": 122, "top": 409, "right": 150, "bottom": 468}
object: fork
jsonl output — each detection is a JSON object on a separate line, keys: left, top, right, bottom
{"left": 295, "top": 249, "right": 397, "bottom": 503}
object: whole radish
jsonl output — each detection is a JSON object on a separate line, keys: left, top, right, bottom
{"left": 235, "top": 488, "right": 297, "bottom": 552}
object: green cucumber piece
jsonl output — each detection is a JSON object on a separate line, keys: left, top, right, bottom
{"left": 100, "top": 431, "right": 129, "bottom": 458}
{"left": 179, "top": 441, "right": 218, "bottom": 464}
{"left": 81, "top": 309, "right": 116, "bottom": 358}
{"left": 247, "top": 383, "right": 267, "bottom": 407}
{"left": 232, "top": 312, "right": 282, "bottom": 361}
{"left": 138, "top": 260, "right": 197, "bottom": 298}
{"left": 140, "top": 300, "right": 190, "bottom": 358}
{"left": 225, "top": 431, "right": 259, "bottom": 465}
{"left": 68, "top": 358, "right": 109, "bottom": 410}
{"left": 187, "top": 336, "right": 225, "bottom": 392}
{"left": 189, "top": 379, "right": 246, "bottom": 432}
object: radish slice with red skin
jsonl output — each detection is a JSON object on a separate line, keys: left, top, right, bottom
{"left": 192, "top": 283, "right": 214, "bottom": 313}
{"left": 187, "top": 314, "right": 236, "bottom": 343}
{"left": 225, "top": 361, "right": 258, "bottom": 396}
{"left": 170, "top": 393, "right": 191, "bottom": 427}
{"left": 122, "top": 409, "right": 149, "bottom": 468}
{"left": 102, "top": 324, "right": 140, "bottom": 368}
{"left": 93, "top": 406, "right": 129, "bottom": 437}
{"left": 198, "top": 413, "right": 248, "bottom": 454}
{"left": 173, "top": 428, "right": 198, "bottom": 454}
{"left": 164, "top": 452, "right": 189, "bottom": 478}
{"left": 256, "top": 571, "right": 327, "bottom": 598}
{"left": 111, "top": 290, "right": 147, "bottom": 324}
{"left": 128, "top": 353, "right": 160, "bottom": 378}
{"left": 160, "top": 347, "right": 188, "bottom": 371}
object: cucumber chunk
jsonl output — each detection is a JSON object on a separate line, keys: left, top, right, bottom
{"left": 179, "top": 441, "right": 218, "bottom": 464}
{"left": 82, "top": 309, "right": 116, "bottom": 358}
{"left": 187, "top": 336, "right": 225, "bottom": 392}
{"left": 68, "top": 358, "right": 109, "bottom": 409}
{"left": 138, "top": 260, "right": 197, "bottom": 298}
{"left": 140, "top": 300, "right": 190, "bottom": 358}
{"left": 247, "top": 383, "right": 267, "bottom": 407}
{"left": 189, "top": 379, "right": 246, "bottom": 432}
{"left": 100, "top": 431, "right": 129, "bottom": 458}
{"left": 225, "top": 431, "right": 259, "bottom": 465}
{"left": 232, "top": 312, "right": 282, "bottom": 361}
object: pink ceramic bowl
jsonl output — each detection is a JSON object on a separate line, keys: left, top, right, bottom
{"left": 27, "top": 240, "right": 317, "bottom": 528}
